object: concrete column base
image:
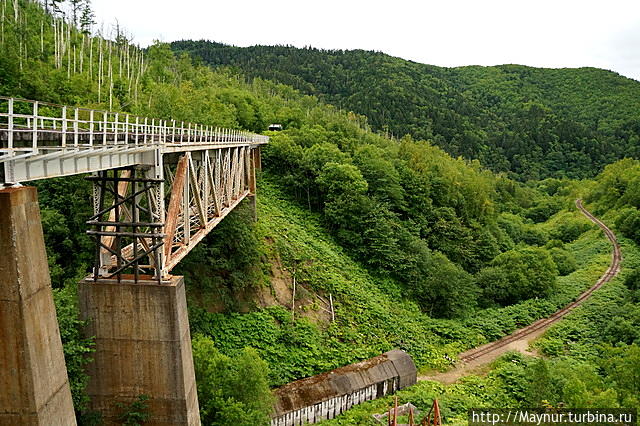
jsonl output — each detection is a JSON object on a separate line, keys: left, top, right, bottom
{"left": 79, "top": 276, "right": 200, "bottom": 425}
{"left": 0, "top": 186, "right": 77, "bottom": 425}
{"left": 248, "top": 194, "right": 257, "bottom": 222}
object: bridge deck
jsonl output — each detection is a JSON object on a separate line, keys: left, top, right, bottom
{"left": 0, "top": 97, "right": 268, "bottom": 183}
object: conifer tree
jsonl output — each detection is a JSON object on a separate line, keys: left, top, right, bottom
{"left": 69, "top": 0, "right": 82, "bottom": 25}
{"left": 79, "top": 0, "right": 94, "bottom": 34}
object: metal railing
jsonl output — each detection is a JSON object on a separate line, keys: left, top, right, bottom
{"left": 0, "top": 97, "right": 268, "bottom": 158}
{"left": 0, "top": 97, "right": 269, "bottom": 184}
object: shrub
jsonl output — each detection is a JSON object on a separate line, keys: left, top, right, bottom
{"left": 550, "top": 219, "right": 592, "bottom": 243}
{"left": 477, "top": 247, "right": 557, "bottom": 306}
{"left": 524, "top": 198, "right": 562, "bottom": 223}
{"left": 411, "top": 252, "right": 478, "bottom": 319}
{"left": 549, "top": 247, "right": 578, "bottom": 276}
{"left": 192, "top": 335, "right": 274, "bottom": 426}
{"left": 615, "top": 208, "right": 640, "bottom": 244}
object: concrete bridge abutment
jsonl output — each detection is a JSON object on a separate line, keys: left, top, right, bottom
{"left": 78, "top": 276, "right": 200, "bottom": 425}
{"left": 0, "top": 186, "right": 77, "bottom": 425}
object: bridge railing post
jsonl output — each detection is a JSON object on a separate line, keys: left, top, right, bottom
{"left": 143, "top": 117, "right": 148, "bottom": 144}
{"left": 114, "top": 113, "right": 119, "bottom": 145}
{"left": 4, "top": 98, "right": 15, "bottom": 184}
{"left": 124, "top": 114, "right": 129, "bottom": 145}
{"left": 74, "top": 108, "right": 79, "bottom": 147}
{"left": 133, "top": 116, "right": 138, "bottom": 145}
{"left": 89, "top": 109, "right": 94, "bottom": 146}
{"left": 102, "top": 111, "right": 107, "bottom": 145}
{"left": 33, "top": 101, "right": 39, "bottom": 151}
{"left": 7, "top": 98, "right": 13, "bottom": 151}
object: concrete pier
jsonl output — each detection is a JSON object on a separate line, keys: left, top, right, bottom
{"left": 79, "top": 276, "right": 200, "bottom": 425}
{"left": 0, "top": 186, "right": 77, "bottom": 425}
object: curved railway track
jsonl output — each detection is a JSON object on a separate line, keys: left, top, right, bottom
{"left": 458, "top": 199, "right": 622, "bottom": 364}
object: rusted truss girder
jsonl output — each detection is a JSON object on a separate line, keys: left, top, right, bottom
{"left": 163, "top": 146, "right": 257, "bottom": 272}
{"left": 88, "top": 145, "right": 260, "bottom": 283}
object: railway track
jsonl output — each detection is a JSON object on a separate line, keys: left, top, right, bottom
{"left": 458, "top": 199, "right": 622, "bottom": 364}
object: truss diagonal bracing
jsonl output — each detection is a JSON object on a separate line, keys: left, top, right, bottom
{"left": 162, "top": 147, "right": 257, "bottom": 273}
{"left": 0, "top": 97, "right": 266, "bottom": 281}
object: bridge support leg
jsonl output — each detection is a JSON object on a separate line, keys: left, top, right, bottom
{"left": 78, "top": 276, "right": 200, "bottom": 425}
{"left": 247, "top": 146, "right": 261, "bottom": 222}
{"left": 0, "top": 186, "right": 76, "bottom": 425}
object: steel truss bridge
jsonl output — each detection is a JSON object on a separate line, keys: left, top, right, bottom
{"left": 0, "top": 97, "right": 268, "bottom": 282}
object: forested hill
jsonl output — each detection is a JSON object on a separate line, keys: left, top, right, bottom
{"left": 171, "top": 40, "right": 640, "bottom": 181}
{"left": 4, "top": 2, "right": 640, "bottom": 422}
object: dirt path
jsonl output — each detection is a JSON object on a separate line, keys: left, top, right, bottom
{"left": 419, "top": 199, "right": 622, "bottom": 384}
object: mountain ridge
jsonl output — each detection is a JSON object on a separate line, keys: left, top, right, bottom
{"left": 172, "top": 40, "right": 640, "bottom": 181}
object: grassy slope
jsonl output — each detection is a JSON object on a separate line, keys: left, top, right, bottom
{"left": 189, "top": 178, "right": 443, "bottom": 386}
{"left": 188, "top": 177, "right": 613, "bottom": 389}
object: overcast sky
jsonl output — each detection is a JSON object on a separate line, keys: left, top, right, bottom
{"left": 91, "top": 0, "right": 640, "bottom": 81}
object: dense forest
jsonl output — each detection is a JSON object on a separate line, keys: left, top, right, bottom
{"left": 324, "top": 162, "right": 640, "bottom": 424}
{"left": 1, "top": 1, "right": 639, "bottom": 425}
{"left": 171, "top": 40, "right": 640, "bottom": 181}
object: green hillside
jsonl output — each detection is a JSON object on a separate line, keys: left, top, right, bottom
{"left": 318, "top": 169, "right": 640, "bottom": 424}
{"left": 171, "top": 40, "right": 640, "bottom": 181}
{"left": 180, "top": 178, "right": 607, "bottom": 379}
{"left": 1, "top": 2, "right": 640, "bottom": 424}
